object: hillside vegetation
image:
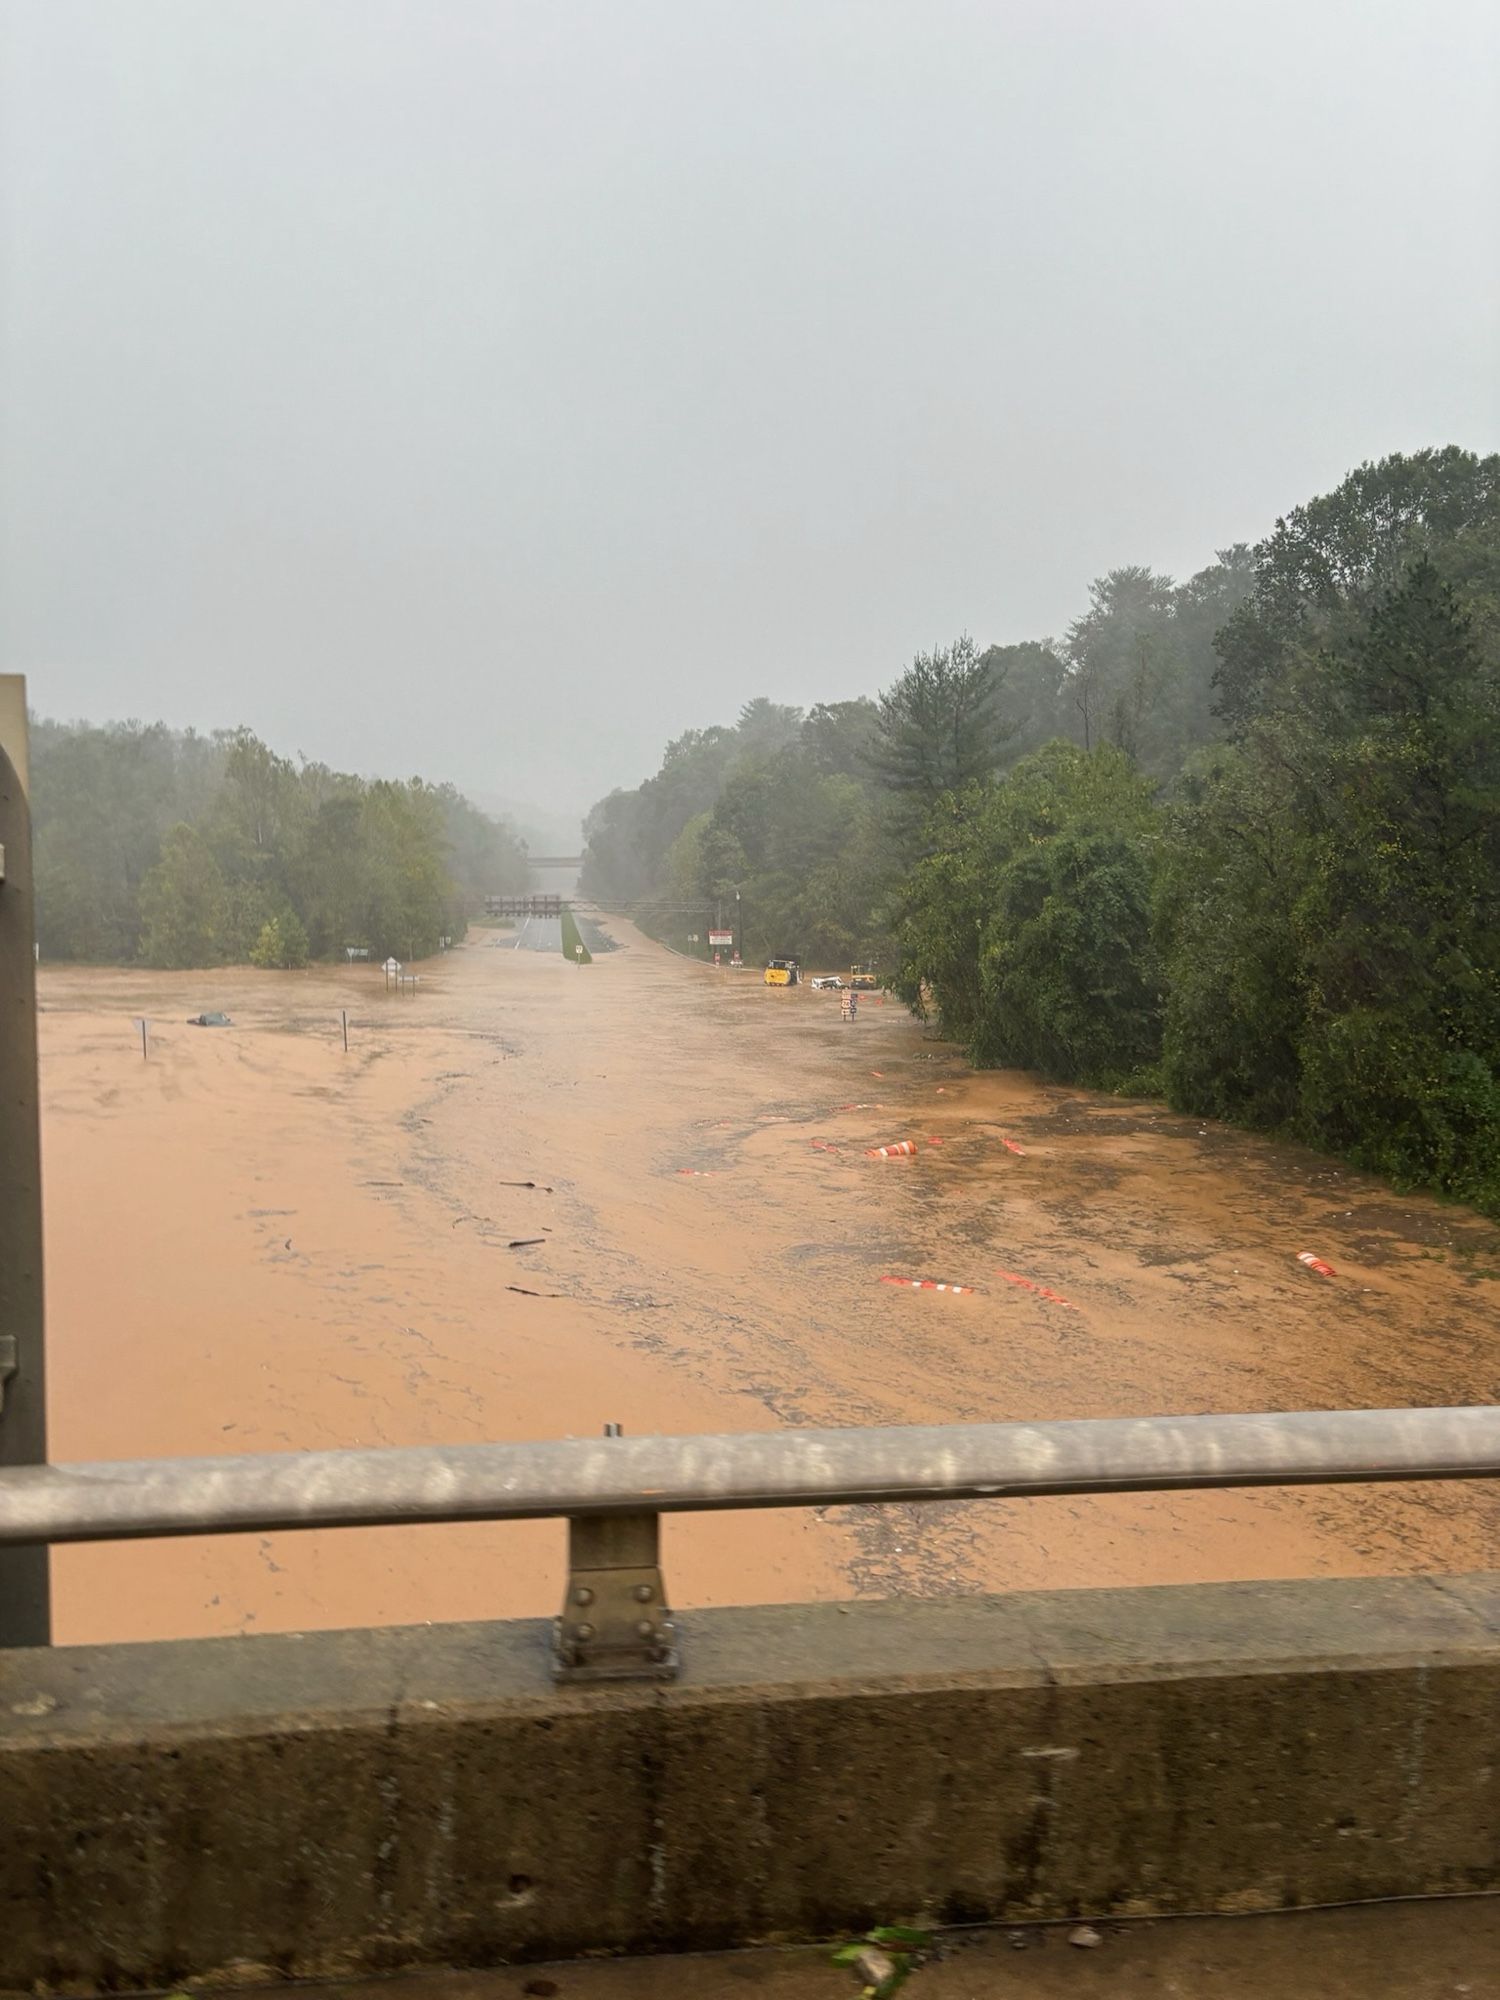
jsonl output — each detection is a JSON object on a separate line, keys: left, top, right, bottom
{"left": 31, "top": 722, "right": 529, "bottom": 968}
{"left": 583, "top": 449, "right": 1500, "bottom": 1215}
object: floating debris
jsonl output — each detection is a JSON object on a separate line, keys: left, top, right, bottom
{"left": 879, "top": 1276, "right": 974, "bottom": 1295}
{"left": 997, "top": 1268, "right": 1081, "bottom": 1311}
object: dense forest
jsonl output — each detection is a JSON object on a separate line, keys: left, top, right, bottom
{"left": 583, "top": 448, "right": 1500, "bottom": 1216}
{"left": 30, "top": 722, "right": 530, "bottom": 968}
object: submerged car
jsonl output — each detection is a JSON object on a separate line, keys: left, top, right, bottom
{"left": 186, "top": 1011, "right": 233, "bottom": 1027}
{"left": 809, "top": 974, "right": 843, "bottom": 991}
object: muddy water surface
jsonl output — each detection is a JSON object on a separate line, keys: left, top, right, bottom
{"left": 38, "top": 922, "right": 1500, "bottom": 1643}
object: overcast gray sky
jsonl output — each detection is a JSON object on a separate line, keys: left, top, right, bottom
{"left": 3, "top": 0, "right": 1496, "bottom": 828}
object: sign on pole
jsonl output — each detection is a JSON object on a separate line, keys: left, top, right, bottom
{"left": 709, "top": 929, "right": 734, "bottom": 947}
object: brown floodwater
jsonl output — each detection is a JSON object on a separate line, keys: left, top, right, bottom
{"left": 37, "top": 920, "right": 1500, "bottom": 1644}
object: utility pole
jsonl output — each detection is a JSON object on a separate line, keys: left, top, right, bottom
{"left": 0, "top": 676, "right": 50, "bottom": 1645}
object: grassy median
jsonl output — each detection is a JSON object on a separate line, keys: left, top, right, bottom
{"left": 559, "top": 906, "right": 593, "bottom": 965}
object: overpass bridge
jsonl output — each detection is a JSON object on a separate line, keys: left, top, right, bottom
{"left": 525, "top": 851, "right": 583, "bottom": 897}
{"left": 1, "top": 681, "right": 1497, "bottom": 1993}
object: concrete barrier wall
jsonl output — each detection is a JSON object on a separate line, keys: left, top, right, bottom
{"left": 2, "top": 1573, "right": 1498, "bottom": 1989}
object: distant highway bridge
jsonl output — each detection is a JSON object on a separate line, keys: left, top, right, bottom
{"left": 527, "top": 853, "right": 583, "bottom": 895}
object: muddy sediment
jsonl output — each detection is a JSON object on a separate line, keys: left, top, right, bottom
{"left": 37, "top": 922, "right": 1500, "bottom": 1643}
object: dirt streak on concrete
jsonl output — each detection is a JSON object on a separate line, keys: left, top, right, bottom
{"left": 37, "top": 920, "right": 1500, "bottom": 1643}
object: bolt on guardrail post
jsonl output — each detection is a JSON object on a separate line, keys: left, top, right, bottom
{"left": 0, "top": 677, "right": 51, "bottom": 1647}
{"left": 552, "top": 1425, "right": 678, "bottom": 1683}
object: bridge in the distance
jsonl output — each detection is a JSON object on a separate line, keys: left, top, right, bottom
{"left": 526, "top": 851, "right": 583, "bottom": 896}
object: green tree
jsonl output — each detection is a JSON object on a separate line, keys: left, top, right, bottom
{"left": 1156, "top": 747, "right": 1306, "bottom": 1127}
{"left": 211, "top": 728, "right": 298, "bottom": 887}
{"left": 31, "top": 721, "right": 229, "bottom": 961}
{"left": 1290, "top": 564, "right": 1500, "bottom": 1202}
{"left": 1057, "top": 554, "right": 1255, "bottom": 774}
{"left": 895, "top": 743, "right": 1159, "bottom": 1070}
{"left": 1213, "top": 446, "right": 1500, "bottom": 730}
{"left": 433, "top": 783, "right": 529, "bottom": 926}
{"left": 581, "top": 787, "right": 653, "bottom": 902}
{"left": 698, "top": 819, "right": 748, "bottom": 904}
{"left": 890, "top": 785, "right": 1000, "bottom": 1043}
{"left": 660, "top": 812, "right": 710, "bottom": 915}
{"left": 803, "top": 698, "right": 881, "bottom": 777}
{"left": 870, "top": 635, "right": 1012, "bottom": 811}
{"left": 138, "top": 824, "right": 226, "bottom": 968}
{"left": 1164, "top": 559, "right": 1500, "bottom": 1210}
{"left": 980, "top": 827, "right": 1161, "bottom": 1084}
{"left": 1064, "top": 567, "right": 1178, "bottom": 756}
{"left": 250, "top": 909, "right": 310, "bottom": 969}
{"left": 735, "top": 697, "right": 804, "bottom": 756}
{"left": 31, "top": 718, "right": 493, "bottom": 969}
{"left": 355, "top": 780, "right": 453, "bottom": 959}
{"left": 1165, "top": 546, "right": 1256, "bottom": 754}
{"left": 982, "top": 641, "right": 1070, "bottom": 767}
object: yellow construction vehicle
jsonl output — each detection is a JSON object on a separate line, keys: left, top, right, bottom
{"left": 848, "top": 963, "right": 878, "bottom": 991}
{"left": 763, "top": 958, "right": 800, "bottom": 987}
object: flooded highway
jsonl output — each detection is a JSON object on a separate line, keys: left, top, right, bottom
{"left": 37, "top": 920, "right": 1500, "bottom": 1643}
{"left": 497, "top": 910, "right": 614, "bottom": 953}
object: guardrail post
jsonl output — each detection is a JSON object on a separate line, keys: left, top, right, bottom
{"left": 0, "top": 677, "right": 51, "bottom": 1647}
{"left": 552, "top": 1426, "right": 678, "bottom": 1682}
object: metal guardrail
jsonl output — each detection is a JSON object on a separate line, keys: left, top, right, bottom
{"left": 3, "top": 1407, "right": 1498, "bottom": 1681}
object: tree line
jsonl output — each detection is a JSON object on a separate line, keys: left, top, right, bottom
{"left": 30, "top": 721, "right": 530, "bottom": 969}
{"left": 584, "top": 448, "right": 1500, "bottom": 1216}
